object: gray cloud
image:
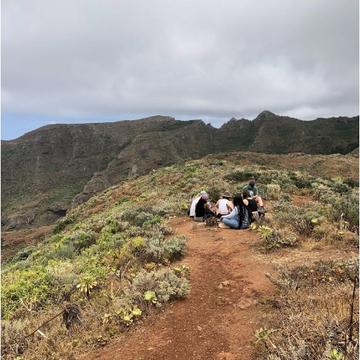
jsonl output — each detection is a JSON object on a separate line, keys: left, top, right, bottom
{"left": 2, "top": 0, "right": 359, "bottom": 123}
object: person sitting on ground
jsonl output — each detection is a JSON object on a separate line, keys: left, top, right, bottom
{"left": 243, "top": 177, "right": 266, "bottom": 214}
{"left": 219, "top": 194, "right": 251, "bottom": 229}
{"left": 189, "top": 191, "right": 207, "bottom": 218}
{"left": 215, "top": 191, "right": 234, "bottom": 218}
{"left": 194, "top": 192, "right": 214, "bottom": 221}
{"left": 243, "top": 177, "right": 258, "bottom": 197}
{"left": 242, "top": 190, "right": 260, "bottom": 222}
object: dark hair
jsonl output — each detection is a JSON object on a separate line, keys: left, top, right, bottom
{"left": 242, "top": 190, "right": 250, "bottom": 199}
{"left": 233, "top": 193, "right": 247, "bottom": 226}
{"left": 233, "top": 194, "right": 243, "bottom": 208}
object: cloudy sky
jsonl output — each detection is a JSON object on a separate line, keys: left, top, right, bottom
{"left": 2, "top": 0, "right": 359, "bottom": 139}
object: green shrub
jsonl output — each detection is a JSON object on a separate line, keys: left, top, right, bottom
{"left": 163, "top": 236, "right": 187, "bottom": 260}
{"left": 104, "top": 218, "right": 128, "bottom": 234}
{"left": 224, "top": 170, "right": 261, "bottom": 182}
{"left": 138, "top": 235, "right": 187, "bottom": 263}
{"left": 258, "top": 226, "right": 298, "bottom": 252}
{"left": 207, "top": 187, "right": 222, "bottom": 202}
{"left": 143, "top": 215, "right": 162, "bottom": 228}
{"left": 330, "top": 176, "right": 351, "bottom": 194}
{"left": 2, "top": 267, "right": 55, "bottom": 319}
{"left": 53, "top": 214, "right": 77, "bottom": 234}
{"left": 131, "top": 268, "right": 190, "bottom": 304}
{"left": 327, "top": 190, "right": 359, "bottom": 230}
{"left": 48, "top": 242, "right": 77, "bottom": 260}
{"left": 344, "top": 178, "right": 359, "bottom": 188}
{"left": 64, "top": 230, "right": 96, "bottom": 252}
{"left": 274, "top": 204, "right": 326, "bottom": 236}
{"left": 289, "top": 172, "right": 314, "bottom": 189}
{"left": 266, "top": 183, "right": 281, "bottom": 200}
{"left": 6, "top": 246, "right": 35, "bottom": 264}
{"left": 122, "top": 208, "right": 156, "bottom": 227}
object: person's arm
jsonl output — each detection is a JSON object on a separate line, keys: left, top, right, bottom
{"left": 253, "top": 185, "right": 258, "bottom": 196}
{"left": 221, "top": 207, "right": 238, "bottom": 220}
{"left": 243, "top": 199, "right": 249, "bottom": 206}
{"left": 226, "top": 200, "right": 234, "bottom": 211}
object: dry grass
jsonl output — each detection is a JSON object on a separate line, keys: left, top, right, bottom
{"left": 255, "top": 260, "right": 359, "bottom": 360}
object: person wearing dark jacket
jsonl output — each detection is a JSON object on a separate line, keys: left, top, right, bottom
{"left": 194, "top": 192, "right": 214, "bottom": 221}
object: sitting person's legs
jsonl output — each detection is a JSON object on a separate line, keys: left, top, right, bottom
{"left": 223, "top": 217, "right": 239, "bottom": 229}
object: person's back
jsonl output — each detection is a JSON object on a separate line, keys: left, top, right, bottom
{"left": 190, "top": 191, "right": 208, "bottom": 217}
{"left": 247, "top": 198, "right": 258, "bottom": 212}
{"left": 195, "top": 197, "right": 207, "bottom": 218}
{"left": 218, "top": 198, "right": 230, "bottom": 215}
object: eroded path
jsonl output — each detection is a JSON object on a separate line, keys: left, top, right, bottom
{"left": 84, "top": 217, "right": 273, "bottom": 360}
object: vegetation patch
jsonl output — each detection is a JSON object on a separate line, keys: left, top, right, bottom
{"left": 256, "top": 259, "right": 359, "bottom": 360}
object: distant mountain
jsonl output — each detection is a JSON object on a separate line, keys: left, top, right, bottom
{"left": 2, "top": 112, "right": 358, "bottom": 229}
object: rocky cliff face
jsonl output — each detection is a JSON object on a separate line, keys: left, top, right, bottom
{"left": 2, "top": 112, "right": 358, "bottom": 229}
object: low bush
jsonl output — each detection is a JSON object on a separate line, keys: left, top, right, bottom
{"left": 163, "top": 236, "right": 187, "bottom": 260}
{"left": 266, "top": 183, "right": 281, "bottom": 200}
{"left": 274, "top": 204, "right": 326, "bottom": 236}
{"left": 2, "top": 267, "right": 55, "bottom": 319}
{"left": 53, "top": 214, "right": 77, "bottom": 234}
{"left": 224, "top": 170, "right": 259, "bottom": 182}
{"left": 6, "top": 245, "right": 35, "bottom": 264}
{"left": 141, "top": 236, "right": 187, "bottom": 263}
{"left": 328, "top": 190, "right": 359, "bottom": 231}
{"left": 272, "top": 259, "right": 358, "bottom": 289}
{"left": 207, "top": 187, "right": 222, "bottom": 202}
{"left": 289, "top": 172, "right": 314, "bottom": 189}
{"left": 257, "top": 226, "right": 298, "bottom": 252}
{"left": 257, "top": 259, "right": 359, "bottom": 360}
{"left": 131, "top": 267, "right": 190, "bottom": 305}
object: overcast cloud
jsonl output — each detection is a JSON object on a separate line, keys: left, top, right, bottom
{"left": 1, "top": 0, "right": 359, "bottom": 138}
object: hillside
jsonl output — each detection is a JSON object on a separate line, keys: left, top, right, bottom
{"left": 2, "top": 151, "right": 358, "bottom": 260}
{"left": 1, "top": 151, "right": 358, "bottom": 359}
{"left": 2, "top": 112, "right": 358, "bottom": 229}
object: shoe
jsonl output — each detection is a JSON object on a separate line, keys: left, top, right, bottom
{"left": 219, "top": 223, "right": 231, "bottom": 229}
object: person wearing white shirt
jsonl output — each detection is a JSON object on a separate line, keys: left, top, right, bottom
{"left": 215, "top": 191, "right": 233, "bottom": 218}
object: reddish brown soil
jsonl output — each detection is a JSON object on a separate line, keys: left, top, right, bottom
{"left": 1, "top": 225, "right": 53, "bottom": 261}
{"left": 82, "top": 217, "right": 273, "bottom": 360}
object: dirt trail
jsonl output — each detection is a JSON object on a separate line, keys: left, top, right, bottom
{"left": 84, "top": 217, "right": 273, "bottom": 360}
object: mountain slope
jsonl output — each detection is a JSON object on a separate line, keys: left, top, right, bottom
{"left": 2, "top": 151, "right": 358, "bottom": 359}
{"left": 2, "top": 112, "right": 358, "bottom": 229}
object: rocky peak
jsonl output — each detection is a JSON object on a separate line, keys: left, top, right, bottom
{"left": 254, "top": 110, "right": 277, "bottom": 121}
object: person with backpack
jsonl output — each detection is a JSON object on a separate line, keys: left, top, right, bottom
{"left": 219, "top": 194, "right": 251, "bottom": 229}
{"left": 215, "top": 191, "right": 234, "bottom": 218}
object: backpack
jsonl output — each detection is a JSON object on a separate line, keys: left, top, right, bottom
{"left": 238, "top": 204, "right": 251, "bottom": 229}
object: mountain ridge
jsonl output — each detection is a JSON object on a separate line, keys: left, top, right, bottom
{"left": 2, "top": 112, "right": 358, "bottom": 229}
